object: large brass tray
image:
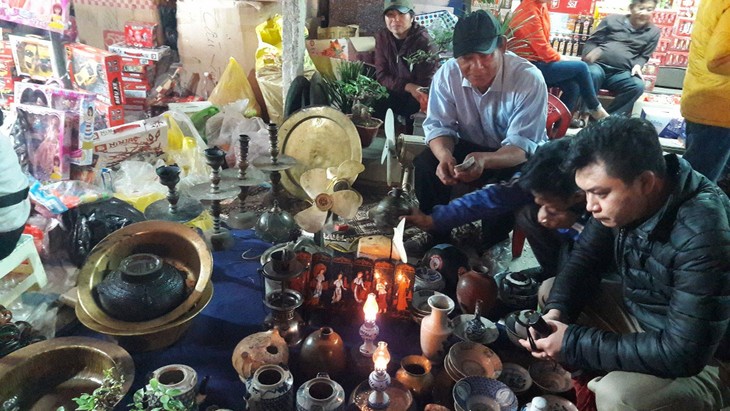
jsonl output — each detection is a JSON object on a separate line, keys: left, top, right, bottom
{"left": 278, "top": 106, "right": 362, "bottom": 200}
{"left": 0, "top": 337, "right": 135, "bottom": 411}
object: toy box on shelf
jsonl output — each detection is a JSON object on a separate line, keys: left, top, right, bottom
{"left": 14, "top": 82, "right": 97, "bottom": 165}
{"left": 124, "top": 21, "right": 159, "bottom": 49}
{"left": 91, "top": 116, "right": 168, "bottom": 169}
{"left": 9, "top": 35, "right": 63, "bottom": 81}
{"left": 108, "top": 43, "right": 171, "bottom": 62}
{"left": 15, "top": 105, "right": 71, "bottom": 182}
{"left": 66, "top": 43, "right": 125, "bottom": 106}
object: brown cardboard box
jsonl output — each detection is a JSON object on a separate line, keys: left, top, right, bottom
{"left": 176, "top": 0, "right": 281, "bottom": 81}
{"left": 74, "top": 0, "right": 164, "bottom": 50}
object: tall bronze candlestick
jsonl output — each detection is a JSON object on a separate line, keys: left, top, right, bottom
{"left": 221, "top": 134, "right": 265, "bottom": 229}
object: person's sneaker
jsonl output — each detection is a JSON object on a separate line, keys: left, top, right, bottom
{"left": 404, "top": 231, "right": 437, "bottom": 258}
{"left": 450, "top": 222, "right": 482, "bottom": 249}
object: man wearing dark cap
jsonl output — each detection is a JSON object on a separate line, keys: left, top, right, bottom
{"left": 409, "top": 10, "right": 548, "bottom": 254}
{"left": 373, "top": 0, "right": 437, "bottom": 131}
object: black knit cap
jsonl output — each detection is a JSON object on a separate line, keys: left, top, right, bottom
{"left": 453, "top": 10, "right": 502, "bottom": 58}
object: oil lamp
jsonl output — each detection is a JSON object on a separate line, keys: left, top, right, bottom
{"left": 359, "top": 293, "right": 379, "bottom": 356}
{"left": 368, "top": 341, "right": 391, "bottom": 409}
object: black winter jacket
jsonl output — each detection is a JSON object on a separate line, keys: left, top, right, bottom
{"left": 374, "top": 23, "right": 437, "bottom": 95}
{"left": 545, "top": 155, "right": 730, "bottom": 378}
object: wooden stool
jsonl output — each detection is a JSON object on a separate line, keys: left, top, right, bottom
{"left": 0, "top": 234, "right": 47, "bottom": 306}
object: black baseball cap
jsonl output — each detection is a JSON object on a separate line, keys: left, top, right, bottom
{"left": 453, "top": 10, "right": 502, "bottom": 58}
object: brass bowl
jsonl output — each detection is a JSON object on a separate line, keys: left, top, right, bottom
{"left": 76, "top": 281, "right": 213, "bottom": 352}
{"left": 0, "top": 337, "right": 134, "bottom": 411}
{"left": 77, "top": 220, "right": 213, "bottom": 331}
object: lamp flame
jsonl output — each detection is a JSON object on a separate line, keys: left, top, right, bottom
{"left": 364, "top": 293, "right": 378, "bottom": 322}
{"left": 373, "top": 341, "right": 390, "bottom": 372}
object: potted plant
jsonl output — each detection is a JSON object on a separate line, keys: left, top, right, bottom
{"left": 57, "top": 368, "right": 125, "bottom": 411}
{"left": 129, "top": 378, "right": 187, "bottom": 411}
{"left": 322, "top": 60, "right": 389, "bottom": 147}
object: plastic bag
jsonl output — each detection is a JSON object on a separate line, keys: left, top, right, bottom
{"left": 206, "top": 100, "right": 271, "bottom": 167}
{"left": 112, "top": 160, "right": 167, "bottom": 211}
{"left": 255, "top": 15, "right": 316, "bottom": 125}
{"left": 28, "top": 179, "right": 113, "bottom": 214}
{"left": 208, "top": 58, "right": 262, "bottom": 116}
{"left": 163, "top": 111, "right": 210, "bottom": 192}
{"left": 480, "top": 238, "right": 513, "bottom": 276}
{"left": 61, "top": 198, "right": 146, "bottom": 267}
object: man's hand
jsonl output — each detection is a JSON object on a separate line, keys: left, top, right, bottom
{"left": 518, "top": 317, "right": 568, "bottom": 361}
{"left": 453, "top": 153, "right": 486, "bottom": 183}
{"left": 436, "top": 156, "right": 459, "bottom": 185}
{"left": 537, "top": 206, "right": 579, "bottom": 230}
{"left": 583, "top": 48, "right": 602, "bottom": 64}
{"left": 401, "top": 208, "right": 434, "bottom": 232}
{"left": 631, "top": 64, "right": 644, "bottom": 79}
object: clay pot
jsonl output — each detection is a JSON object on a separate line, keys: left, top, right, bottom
{"left": 499, "top": 271, "right": 540, "bottom": 309}
{"left": 232, "top": 329, "right": 289, "bottom": 381}
{"left": 296, "top": 372, "right": 346, "bottom": 411}
{"left": 420, "top": 294, "right": 454, "bottom": 362}
{"left": 95, "top": 253, "right": 186, "bottom": 322}
{"left": 244, "top": 364, "right": 294, "bottom": 411}
{"left": 456, "top": 265, "right": 498, "bottom": 316}
{"left": 151, "top": 364, "right": 198, "bottom": 408}
{"left": 395, "top": 355, "right": 435, "bottom": 405}
{"left": 299, "top": 327, "right": 347, "bottom": 379}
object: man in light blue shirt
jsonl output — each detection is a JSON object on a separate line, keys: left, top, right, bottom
{"left": 411, "top": 10, "right": 548, "bottom": 252}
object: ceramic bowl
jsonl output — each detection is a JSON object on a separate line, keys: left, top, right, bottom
{"left": 0, "top": 337, "right": 134, "bottom": 411}
{"left": 452, "top": 376, "right": 518, "bottom": 411}
{"left": 410, "top": 289, "right": 447, "bottom": 315}
{"left": 523, "top": 394, "right": 579, "bottom": 411}
{"left": 76, "top": 221, "right": 213, "bottom": 332}
{"left": 529, "top": 361, "right": 573, "bottom": 394}
{"left": 452, "top": 314, "right": 500, "bottom": 345}
{"left": 76, "top": 281, "right": 213, "bottom": 352}
{"left": 498, "top": 363, "right": 532, "bottom": 394}
{"left": 414, "top": 267, "right": 445, "bottom": 292}
{"left": 448, "top": 341, "right": 503, "bottom": 379}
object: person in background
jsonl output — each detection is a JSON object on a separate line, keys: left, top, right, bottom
{"left": 373, "top": 0, "right": 437, "bottom": 132}
{"left": 404, "top": 139, "right": 585, "bottom": 283}
{"left": 526, "top": 116, "right": 730, "bottom": 410}
{"left": 679, "top": 0, "right": 730, "bottom": 182}
{"left": 0, "top": 133, "right": 31, "bottom": 259}
{"left": 509, "top": 0, "right": 609, "bottom": 126}
{"left": 409, "top": 10, "right": 548, "bottom": 255}
{"left": 582, "top": 0, "right": 660, "bottom": 115}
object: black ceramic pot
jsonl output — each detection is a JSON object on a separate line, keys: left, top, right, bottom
{"left": 95, "top": 253, "right": 187, "bottom": 322}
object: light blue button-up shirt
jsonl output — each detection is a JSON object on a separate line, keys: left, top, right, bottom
{"left": 424, "top": 52, "right": 548, "bottom": 156}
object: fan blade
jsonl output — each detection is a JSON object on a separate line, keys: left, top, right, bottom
{"left": 299, "top": 168, "right": 330, "bottom": 200}
{"left": 381, "top": 109, "right": 395, "bottom": 165}
{"left": 331, "top": 190, "right": 363, "bottom": 219}
{"left": 335, "top": 160, "right": 365, "bottom": 184}
{"left": 294, "top": 204, "right": 329, "bottom": 233}
{"left": 393, "top": 217, "right": 408, "bottom": 263}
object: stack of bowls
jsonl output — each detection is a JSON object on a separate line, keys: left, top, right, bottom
{"left": 410, "top": 289, "right": 448, "bottom": 324}
{"left": 444, "top": 341, "right": 503, "bottom": 383}
{"left": 452, "top": 376, "right": 518, "bottom": 411}
{"left": 529, "top": 361, "right": 573, "bottom": 394}
{"left": 75, "top": 221, "right": 214, "bottom": 352}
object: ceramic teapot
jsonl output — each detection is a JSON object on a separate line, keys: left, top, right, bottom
{"left": 95, "top": 253, "right": 186, "bottom": 322}
{"left": 499, "top": 271, "right": 540, "bottom": 309}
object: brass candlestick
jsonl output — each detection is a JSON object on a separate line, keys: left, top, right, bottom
{"left": 221, "top": 134, "right": 265, "bottom": 229}
{"left": 252, "top": 123, "right": 297, "bottom": 210}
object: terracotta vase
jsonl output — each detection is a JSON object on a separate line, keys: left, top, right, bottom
{"left": 232, "top": 329, "right": 289, "bottom": 381}
{"left": 395, "top": 355, "right": 435, "bottom": 405}
{"left": 456, "top": 265, "right": 498, "bottom": 316}
{"left": 299, "top": 327, "right": 347, "bottom": 379}
{"left": 244, "top": 364, "right": 294, "bottom": 411}
{"left": 420, "top": 294, "right": 454, "bottom": 361}
{"left": 296, "top": 372, "right": 346, "bottom": 411}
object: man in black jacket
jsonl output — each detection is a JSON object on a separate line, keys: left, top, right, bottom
{"left": 524, "top": 117, "right": 730, "bottom": 410}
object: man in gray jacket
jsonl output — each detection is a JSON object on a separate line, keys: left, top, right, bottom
{"left": 524, "top": 116, "right": 730, "bottom": 410}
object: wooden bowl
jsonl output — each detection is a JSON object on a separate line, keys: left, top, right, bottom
{"left": 76, "top": 221, "right": 213, "bottom": 332}
{"left": 76, "top": 281, "right": 213, "bottom": 352}
{"left": 0, "top": 337, "right": 134, "bottom": 411}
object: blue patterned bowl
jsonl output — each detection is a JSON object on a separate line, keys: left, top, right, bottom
{"left": 453, "top": 376, "right": 518, "bottom": 411}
